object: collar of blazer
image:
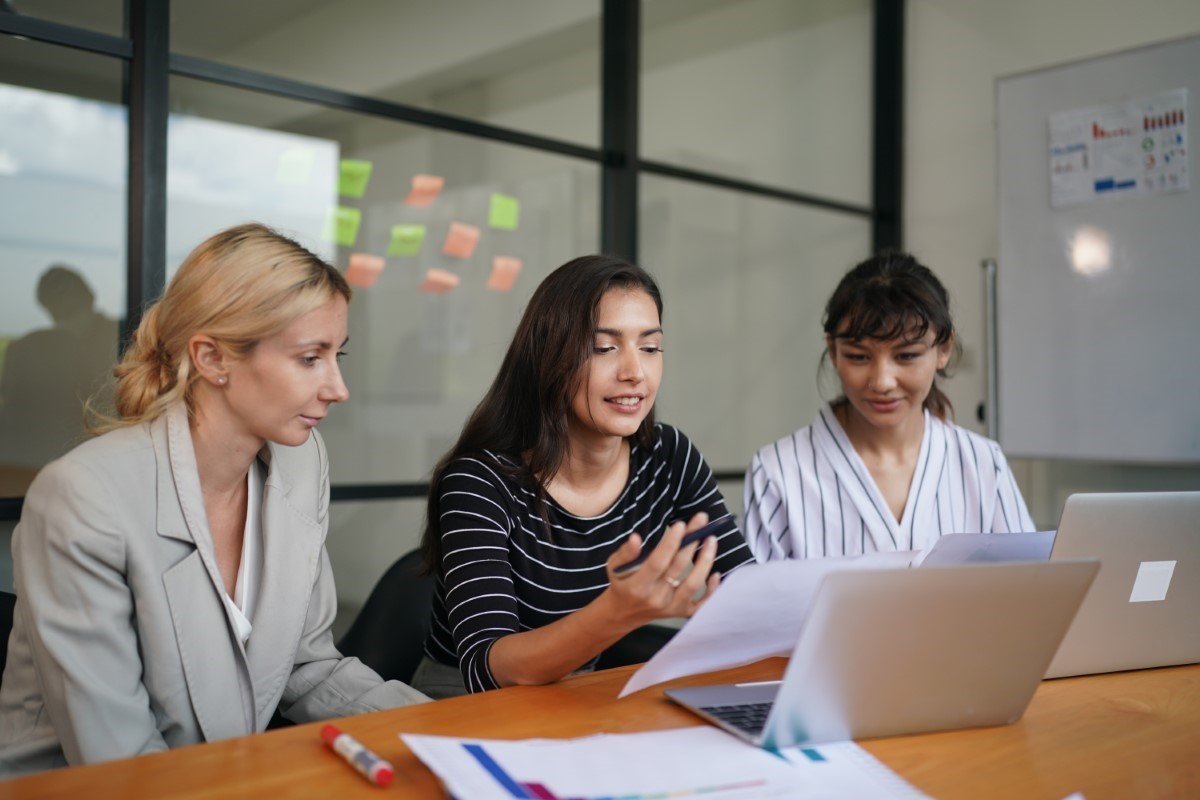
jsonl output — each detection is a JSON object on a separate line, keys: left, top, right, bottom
{"left": 154, "top": 404, "right": 303, "bottom": 546}
{"left": 152, "top": 403, "right": 327, "bottom": 739}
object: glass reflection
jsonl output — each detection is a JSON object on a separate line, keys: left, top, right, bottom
{"left": 167, "top": 77, "right": 600, "bottom": 484}
{"left": 0, "top": 84, "right": 126, "bottom": 493}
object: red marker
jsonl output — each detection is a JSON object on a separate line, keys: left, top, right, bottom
{"left": 321, "top": 724, "right": 394, "bottom": 787}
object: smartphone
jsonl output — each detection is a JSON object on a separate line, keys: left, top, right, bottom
{"left": 612, "top": 515, "right": 735, "bottom": 577}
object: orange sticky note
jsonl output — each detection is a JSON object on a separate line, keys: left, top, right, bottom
{"left": 418, "top": 268, "right": 460, "bottom": 294}
{"left": 441, "top": 222, "right": 480, "bottom": 259}
{"left": 405, "top": 174, "right": 445, "bottom": 207}
{"left": 487, "top": 256, "right": 522, "bottom": 291}
{"left": 344, "top": 253, "right": 385, "bottom": 288}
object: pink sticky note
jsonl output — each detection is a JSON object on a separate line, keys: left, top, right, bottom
{"left": 487, "top": 256, "right": 522, "bottom": 291}
{"left": 441, "top": 222, "right": 480, "bottom": 259}
{"left": 405, "top": 174, "right": 445, "bottom": 207}
{"left": 344, "top": 253, "right": 385, "bottom": 288}
{"left": 418, "top": 268, "right": 460, "bottom": 294}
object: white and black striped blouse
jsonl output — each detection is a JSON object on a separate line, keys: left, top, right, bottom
{"left": 424, "top": 424, "right": 755, "bottom": 693}
{"left": 743, "top": 404, "right": 1036, "bottom": 562}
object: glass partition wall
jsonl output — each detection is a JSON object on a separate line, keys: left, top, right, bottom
{"left": 0, "top": 1, "right": 900, "bottom": 621}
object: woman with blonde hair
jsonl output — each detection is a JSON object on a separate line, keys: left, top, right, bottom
{"left": 0, "top": 223, "right": 426, "bottom": 776}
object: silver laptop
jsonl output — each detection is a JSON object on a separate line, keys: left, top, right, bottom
{"left": 1045, "top": 491, "right": 1200, "bottom": 679}
{"left": 665, "top": 560, "right": 1098, "bottom": 749}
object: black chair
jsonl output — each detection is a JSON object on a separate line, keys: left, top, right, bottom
{"left": 333, "top": 550, "right": 675, "bottom": 683}
{"left": 595, "top": 622, "right": 678, "bottom": 670}
{"left": 336, "top": 549, "right": 435, "bottom": 685}
{"left": 0, "top": 591, "right": 16, "bottom": 687}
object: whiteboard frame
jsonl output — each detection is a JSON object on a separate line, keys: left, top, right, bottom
{"left": 995, "top": 34, "right": 1200, "bottom": 465}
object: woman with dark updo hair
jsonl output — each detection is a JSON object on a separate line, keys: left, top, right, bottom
{"left": 742, "top": 252, "right": 1034, "bottom": 562}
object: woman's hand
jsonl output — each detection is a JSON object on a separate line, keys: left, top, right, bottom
{"left": 486, "top": 512, "right": 723, "bottom": 688}
{"left": 602, "top": 512, "right": 722, "bottom": 629}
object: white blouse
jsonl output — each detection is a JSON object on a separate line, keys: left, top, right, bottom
{"left": 743, "top": 404, "right": 1036, "bottom": 561}
{"left": 221, "top": 459, "right": 264, "bottom": 644}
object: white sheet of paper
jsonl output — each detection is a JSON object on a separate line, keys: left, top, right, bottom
{"left": 618, "top": 552, "right": 915, "bottom": 698}
{"left": 914, "top": 531, "right": 1056, "bottom": 567}
{"left": 402, "top": 726, "right": 929, "bottom": 800}
{"left": 1129, "top": 560, "right": 1175, "bottom": 602}
{"left": 777, "top": 739, "right": 931, "bottom": 798}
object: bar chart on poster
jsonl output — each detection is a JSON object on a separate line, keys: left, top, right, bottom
{"left": 996, "top": 34, "right": 1200, "bottom": 464}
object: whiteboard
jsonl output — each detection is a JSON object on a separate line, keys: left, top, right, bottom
{"left": 996, "top": 35, "right": 1200, "bottom": 464}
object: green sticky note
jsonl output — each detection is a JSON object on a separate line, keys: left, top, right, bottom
{"left": 325, "top": 206, "right": 362, "bottom": 247}
{"left": 488, "top": 193, "right": 520, "bottom": 230}
{"left": 338, "top": 159, "right": 373, "bottom": 198}
{"left": 387, "top": 224, "right": 426, "bottom": 257}
{"left": 276, "top": 148, "right": 314, "bottom": 186}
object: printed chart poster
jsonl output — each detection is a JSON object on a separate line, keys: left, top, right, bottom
{"left": 1048, "top": 87, "right": 1188, "bottom": 208}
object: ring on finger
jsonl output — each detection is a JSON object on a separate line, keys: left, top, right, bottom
{"left": 664, "top": 575, "right": 682, "bottom": 588}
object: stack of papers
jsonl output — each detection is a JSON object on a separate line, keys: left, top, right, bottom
{"left": 620, "top": 534, "right": 1057, "bottom": 697}
{"left": 620, "top": 552, "right": 913, "bottom": 697}
{"left": 403, "top": 726, "right": 928, "bottom": 799}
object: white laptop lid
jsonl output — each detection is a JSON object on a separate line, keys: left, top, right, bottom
{"left": 667, "top": 560, "right": 1098, "bottom": 749}
{"left": 1046, "top": 491, "right": 1200, "bottom": 679}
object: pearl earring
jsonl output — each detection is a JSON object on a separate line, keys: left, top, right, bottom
{"left": 217, "top": 376, "right": 227, "bottom": 385}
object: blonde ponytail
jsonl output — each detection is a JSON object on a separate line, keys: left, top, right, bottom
{"left": 88, "top": 223, "right": 349, "bottom": 433}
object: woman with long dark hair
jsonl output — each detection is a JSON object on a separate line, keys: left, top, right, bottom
{"left": 412, "top": 255, "right": 754, "bottom": 698}
{"left": 742, "top": 252, "right": 1034, "bottom": 562}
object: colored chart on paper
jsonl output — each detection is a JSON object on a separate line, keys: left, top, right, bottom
{"left": 401, "top": 728, "right": 842, "bottom": 800}
{"left": 463, "top": 743, "right": 765, "bottom": 799}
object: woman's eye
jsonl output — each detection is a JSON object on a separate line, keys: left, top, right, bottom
{"left": 641, "top": 345, "right": 662, "bottom": 354}
{"left": 593, "top": 345, "right": 615, "bottom": 354}
{"left": 302, "top": 355, "right": 319, "bottom": 366}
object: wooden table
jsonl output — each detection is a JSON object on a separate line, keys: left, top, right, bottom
{"left": 1, "top": 660, "right": 1197, "bottom": 798}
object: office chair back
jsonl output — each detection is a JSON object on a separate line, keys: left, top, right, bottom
{"left": 336, "top": 550, "right": 434, "bottom": 686}
{"left": 0, "top": 591, "right": 16, "bottom": 688}
{"left": 596, "top": 623, "right": 678, "bottom": 671}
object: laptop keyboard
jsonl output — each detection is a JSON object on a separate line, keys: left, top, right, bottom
{"left": 700, "top": 702, "right": 774, "bottom": 735}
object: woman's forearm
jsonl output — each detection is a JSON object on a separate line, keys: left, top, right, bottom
{"left": 485, "top": 590, "right": 640, "bottom": 687}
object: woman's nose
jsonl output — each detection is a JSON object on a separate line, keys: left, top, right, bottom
{"left": 618, "top": 349, "right": 644, "bottom": 382}
{"left": 324, "top": 363, "right": 350, "bottom": 403}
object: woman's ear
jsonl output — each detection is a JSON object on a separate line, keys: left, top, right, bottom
{"left": 936, "top": 332, "right": 955, "bottom": 370}
{"left": 188, "top": 334, "right": 229, "bottom": 386}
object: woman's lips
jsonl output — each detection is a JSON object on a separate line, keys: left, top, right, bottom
{"left": 606, "top": 396, "right": 644, "bottom": 414}
{"left": 868, "top": 398, "right": 901, "bottom": 412}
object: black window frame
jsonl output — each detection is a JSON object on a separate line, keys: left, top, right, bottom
{"left": 0, "top": 0, "right": 902, "bottom": 519}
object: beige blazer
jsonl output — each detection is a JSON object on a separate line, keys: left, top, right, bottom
{"left": 0, "top": 405, "right": 427, "bottom": 775}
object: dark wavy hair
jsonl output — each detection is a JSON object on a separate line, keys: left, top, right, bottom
{"left": 420, "top": 254, "right": 664, "bottom": 571}
{"left": 821, "top": 251, "right": 961, "bottom": 420}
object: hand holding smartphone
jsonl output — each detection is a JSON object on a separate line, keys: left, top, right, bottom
{"left": 612, "top": 515, "right": 734, "bottom": 577}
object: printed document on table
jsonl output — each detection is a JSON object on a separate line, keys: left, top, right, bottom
{"left": 914, "top": 531, "right": 1056, "bottom": 567}
{"left": 402, "top": 726, "right": 929, "bottom": 800}
{"left": 619, "top": 551, "right": 914, "bottom": 697}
